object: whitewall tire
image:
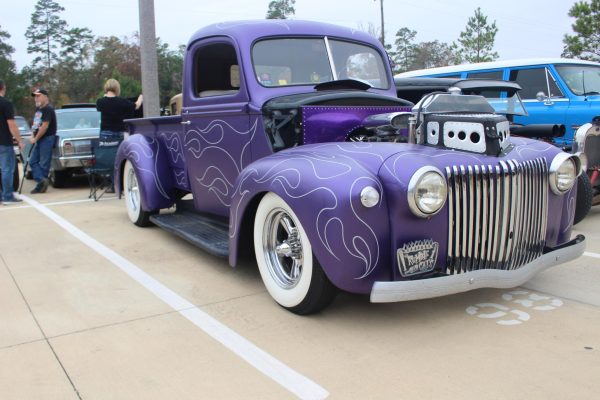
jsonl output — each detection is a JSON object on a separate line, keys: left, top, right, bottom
{"left": 123, "top": 160, "right": 154, "bottom": 227}
{"left": 254, "top": 192, "right": 336, "bottom": 314}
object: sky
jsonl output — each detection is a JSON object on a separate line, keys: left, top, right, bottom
{"left": 2, "top": 0, "right": 579, "bottom": 71}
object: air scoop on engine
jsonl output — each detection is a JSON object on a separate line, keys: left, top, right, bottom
{"left": 411, "top": 92, "right": 513, "bottom": 157}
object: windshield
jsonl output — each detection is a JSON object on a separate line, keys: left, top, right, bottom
{"left": 555, "top": 64, "right": 600, "bottom": 96}
{"left": 252, "top": 37, "right": 389, "bottom": 89}
{"left": 57, "top": 110, "right": 100, "bottom": 131}
{"left": 484, "top": 92, "right": 528, "bottom": 116}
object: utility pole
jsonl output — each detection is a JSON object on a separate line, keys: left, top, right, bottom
{"left": 378, "top": 0, "right": 385, "bottom": 46}
{"left": 138, "top": 0, "right": 160, "bottom": 117}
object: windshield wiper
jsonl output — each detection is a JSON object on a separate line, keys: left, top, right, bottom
{"left": 582, "top": 91, "right": 600, "bottom": 96}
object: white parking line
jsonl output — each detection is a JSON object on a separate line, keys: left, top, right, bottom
{"left": 0, "top": 196, "right": 118, "bottom": 211}
{"left": 584, "top": 251, "right": 600, "bottom": 259}
{"left": 17, "top": 194, "right": 329, "bottom": 400}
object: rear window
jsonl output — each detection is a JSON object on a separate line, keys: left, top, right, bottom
{"left": 57, "top": 110, "right": 101, "bottom": 130}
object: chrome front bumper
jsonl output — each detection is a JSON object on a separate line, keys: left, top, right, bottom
{"left": 370, "top": 235, "right": 586, "bottom": 303}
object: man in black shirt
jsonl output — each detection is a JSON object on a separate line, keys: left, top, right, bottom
{"left": 0, "top": 80, "right": 25, "bottom": 205}
{"left": 29, "top": 88, "right": 57, "bottom": 193}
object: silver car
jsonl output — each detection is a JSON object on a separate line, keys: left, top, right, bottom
{"left": 24, "top": 106, "right": 101, "bottom": 188}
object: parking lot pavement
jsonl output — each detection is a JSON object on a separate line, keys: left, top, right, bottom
{"left": 1, "top": 181, "right": 599, "bottom": 399}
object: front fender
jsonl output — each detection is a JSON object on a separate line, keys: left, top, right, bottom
{"left": 229, "top": 145, "right": 393, "bottom": 294}
{"left": 115, "top": 134, "right": 175, "bottom": 211}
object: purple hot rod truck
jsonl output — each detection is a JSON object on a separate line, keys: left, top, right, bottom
{"left": 115, "top": 20, "right": 585, "bottom": 314}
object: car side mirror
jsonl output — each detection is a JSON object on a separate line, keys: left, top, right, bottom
{"left": 536, "top": 91, "right": 547, "bottom": 102}
{"left": 536, "top": 91, "right": 553, "bottom": 105}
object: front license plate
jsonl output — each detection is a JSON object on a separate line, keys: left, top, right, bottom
{"left": 397, "top": 239, "right": 439, "bottom": 277}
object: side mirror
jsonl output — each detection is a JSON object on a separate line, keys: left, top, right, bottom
{"left": 536, "top": 91, "right": 547, "bottom": 102}
{"left": 536, "top": 91, "right": 553, "bottom": 105}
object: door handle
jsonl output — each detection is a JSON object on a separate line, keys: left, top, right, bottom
{"left": 181, "top": 120, "right": 191, "bottom": 125}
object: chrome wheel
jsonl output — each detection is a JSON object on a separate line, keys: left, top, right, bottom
{"left": 123, "top": 160, "right": 154, "bottom": 227}
{"left": 126, "top": 165, "right": 141, "bottom": 215}
{"left": 263, "top": 208, "right": 304, "bottom": 289}
{"left": 254, "top": 192, "right": 337, "bottom": 314}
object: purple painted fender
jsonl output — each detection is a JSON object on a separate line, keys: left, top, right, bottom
{"left": 229, "top": 142, "right": 395, "bottom": 294}
{"left": 114, "top": 134, "right": 176, "bottom": 211}
{"left": 229, "top": 139, "right": 577, "bottom": 295}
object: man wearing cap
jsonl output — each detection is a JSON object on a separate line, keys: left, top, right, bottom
{"left": 0, "top": 79, "right": 25, "bottom": 205}
{"left": 30, "top": 88, "right": 56, "bottom": 193}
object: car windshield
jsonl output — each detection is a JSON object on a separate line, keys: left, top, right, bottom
{"left": 57, "top": 110, "right": 100, "bottom": 130}
{"left": 555, "top": 64, "right": 600, "bottom": 96}
{"left": 483, "top": 92, "right": 528, "bottom": 116}
{"left": 252, "top": 37, "right": 389, "bottom": 89}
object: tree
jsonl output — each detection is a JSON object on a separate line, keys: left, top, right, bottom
{"left": 92, "top": 35, "right": 142, "bottom": 91}
{"left": 157, "top": 41, "right": 184, "bottom": 106}
{"left": 0, "top": 25, "right": 29, "bottom": 117}
{"left": 411, "top": 41, "right": 459, "bottom": 70}
{"left": 393, "top": 27, "right": 418, "bottom": 74}
{"left": 456, "top": 7, "right": 499, "bottom": 63}
{"left": 25, "top": 0, "right": 68, "bottom": 73}
{"left": 60, "top": 27, "right": 94, "bottom": 69}
{"left": 266, "top": 0, "right": 295, "bottom": 19}
{"left": 0, "top": 25, "right": 16, "bottom": 81}
{"left": 563, "top": 0, "right": 600, "bottom": 60}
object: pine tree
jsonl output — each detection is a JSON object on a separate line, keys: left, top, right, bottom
{"left": 393, "top": 27, "right": 417, "bottom": 73}
{"left": 0, "top": 25, "right": 16, "bottom": 80}
{"left": 563, "top": 0, "right": 600, "bottom": 61}
{"left": 25, "top": 0, "right": 68, "bottom": 72}
{"left": 456, "top": 7, "right": 499, "bottom": 63}
{"left": 60, "top": 27, "right": 94, "bottom": 69}
{"left": 266, "top": 0, "right": 296, "bottom": 19}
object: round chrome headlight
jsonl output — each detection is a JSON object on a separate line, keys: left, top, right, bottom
{"left": 549, "top": 153, "right": 579, "bottom": 194}
{"left": 408, "top": 167, "right": 447, "bottom": 217}
{"left": 360, "top": 186, "right": 380, "bottom": 208}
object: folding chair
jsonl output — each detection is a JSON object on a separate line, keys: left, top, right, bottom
{"left": 85, "top": 138, "right": 121, "bottom": 201}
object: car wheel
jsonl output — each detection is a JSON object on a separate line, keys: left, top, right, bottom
{"left": 50, "top": 168, "right": 70, "bottom": 188}
{"left": 123, "top": 160, "right": 155, "bottom": 227}
{"left": 574, "top": 173, "right": 593, "bottom": 225}
{"left": 254, "top": 192, "right": 336, "bottom": 314}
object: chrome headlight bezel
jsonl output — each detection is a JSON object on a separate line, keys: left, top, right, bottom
{"left": 360, "top": 186, "right": 380, "bottom": 208}
{"left": 549, "top": 153, "right": 580, "bottom": 194}
{"left": 408, "top": 166, "right": 448, "bottom": 218}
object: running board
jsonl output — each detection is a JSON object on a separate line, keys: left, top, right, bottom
{"left": 149, "top": 211, "right": 229, "bottom": 258}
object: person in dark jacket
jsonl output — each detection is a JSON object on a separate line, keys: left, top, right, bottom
{"left": 29, "top": 88, "right": 56, "bottom": 194}
{"left": 96, "top": 78, "right": 142, "bottom": 141}
{"left": 96, "top": 79, "right": 142, "bottom": 192}
{"left": 0, "top": 79, "right": 25, "bottom": 204}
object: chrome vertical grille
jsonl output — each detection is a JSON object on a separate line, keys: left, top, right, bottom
{"left": 446, "top": 158, "right": 548, "bottom": 274}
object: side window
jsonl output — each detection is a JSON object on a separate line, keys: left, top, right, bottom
{"left": 467, "top": 70, "right": 504, "bottom": 80}
{"left": 193, "top": 43, "right": 240, "bottom": 98}
{"left": 509, "top": 68, "right": 563, "bottom": 99}
{"left": 437, "top": 74, "right": 462, "bottom": 79}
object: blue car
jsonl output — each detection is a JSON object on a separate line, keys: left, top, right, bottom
{"left": 397, "top": 58, "right": 600, "bottom": 145}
